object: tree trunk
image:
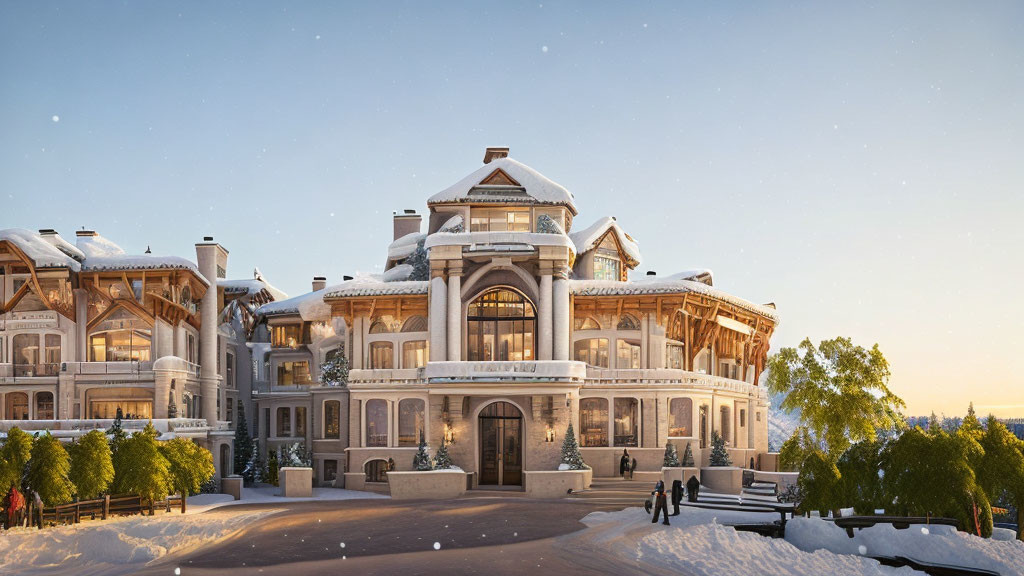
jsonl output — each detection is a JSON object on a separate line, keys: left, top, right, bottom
{"left": 1017, "top": 506, "right": 1023, "bottom": 542}
{"left": 181, "top": 493, "right": 187, "bottom": 514}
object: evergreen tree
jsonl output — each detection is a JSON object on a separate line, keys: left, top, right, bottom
{"left": 267, "top": 449, "right": 279, "bottom": 486}
{"left": 233, "top": 403, "right": 253, "bottom": 477}
{"left": 766, "top": 337, "right": 904, "bottom": 461}
{"left": 413, "top": 438, "right": 433, "bottom": 471}
{"left": 107, "top": 409, "right": 127, "bottom": 456}
{"left": 798, "top": 449, "right": 842, "bottom": 516}
{"left": 160, "top": 437, "right": 215, "bottom": 508}
{"left": 536, "top": 214, "right": 565, "bottom": 234}
{"left": 927, "top": 412, "right": 942, "bottom": 434}
{"left": 960, "top": 402, "right": 984, "bottom": 441}
{"left": 709, "top": 430, "right": 732, "bottom": 466}
{"left": 27, "top": 432, "right": 75, "bottom": 506}
{"left": 560, "top": 423, "right": 587, "bottom": 470}
{"left": 320, "top": 354, "right": 349, "bottom": 387}
{"left": 663, "top": 442, "right": 681, "bottom": 467}
{"left": 836, "top": 439, "right": 886, "bottom": 515}
{"left": 406, "top": 238, "right": 430, "bottom": 281}
{"left": 681, "top": 442, "right": 696, "bottom": 467}
{"left": 433, "top": 439, "right": 453, "bottom": 469}
{"left": 975, "top": 415, "right": 1024, "bottom": 541}
{"left": 242, "top": 438, "right": 262, "bottom": 485}
{"left": 68, "top": 429, "right": 114, "bottom": 500}
{"left": 113, "top": 423, "right": 171, "bottom": 508}
{"left": 0, "top": 426, "right": 33, "bottom": 492}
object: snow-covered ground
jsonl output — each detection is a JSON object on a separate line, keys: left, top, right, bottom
{"left": 0, "top": 487, "right": 387, "bottom": 576}
{"left": 566, "top": 507, "right": 1024, "bottom": 576}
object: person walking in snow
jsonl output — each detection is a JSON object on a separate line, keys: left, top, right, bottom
{"left": 671, "top": 479, "right": 684, "bottom": 516}
{"left": 4, "top": 486, "right": 25, "bottom": 530}
{"left": 651, "top": 479, "right": 670, "bottom": 525}
{"left": 619, "top": 449, "right": 630, "bottom": 479}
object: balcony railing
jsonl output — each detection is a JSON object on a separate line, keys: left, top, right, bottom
{"left": 425, "top": 361, "right": 587, "bottom": 383}
{"left": 584, "top": 367, "right": 768, "bottom": 400}
{"left": 0, "top": 363, "right": 61, "bottom": 380}
{"left": 61, "top": 360, "right": 154, "bottom": 376}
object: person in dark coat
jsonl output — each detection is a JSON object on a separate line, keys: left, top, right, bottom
{"left": 619, "top": 449, "right": 630, "bottom": 479}
{"left": 630, "top": 457, "right": 637, "bottom": 480}
{"left": 651, "top": 479, "right": 670, "bottom": 525}
{"left": 670, "top": 479, "right": 684, "bottom": 515}
{"left": 686, "top": 475, "right": 701, "bottom": 503}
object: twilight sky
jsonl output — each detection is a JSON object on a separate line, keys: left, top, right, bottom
{"left": 2, "top": 2, "right": 1022, "bottom": 418}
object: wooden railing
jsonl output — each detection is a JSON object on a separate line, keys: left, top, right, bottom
{"left": 29, "top": 494, "right": 187, "bottom": 529}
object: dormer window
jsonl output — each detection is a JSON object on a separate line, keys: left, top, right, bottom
{"left": 272, "top": 324, "right": 301, "bottom": 348}
{"left": 593, "top": 235, "right": 623, "bottom": 281}
{"left": 469, "top": 208, "right": 531, "bottom": 232}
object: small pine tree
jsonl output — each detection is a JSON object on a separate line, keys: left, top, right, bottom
{"left": 320, "top": 354, "right": 350, "bottom": 387}
{"left": 709, "top": 430, "right": 732, "bottom": 466}
{"left": 113, "top": 423, "right": 171, "bottom": 507}
{"left": 107, "top": 410, "right": 127, "bottom": 455}
{"left": 160, "top": 438, "right": 215, "bottom": 506}
{"left": 413, "top": 438, "right": 433, "bottom": 471}
{"left": 27, "top": 432, "right": 75, "bottom": 506}
{"left": 433, "top": 439, "right": 453, "bottom": 470}
{"left": 68, "top": 429, "right": 114, "bottom": 500}
{"left": 663, "top": 442, "right": 681, "bottom": 467}
{"left": 267, "top": 450, "right": 279, "bottom": 486}
{"left": 233, "top": 403, "right": 253, "bottom": 477}
{"left": 536, "top": 214, "right": 565, "bottom": 234}
{"left": 681, "top": 442, "right": 696, "bottom": 467}
{"left": 242, "top": 438, "right": 262, "bottom": 485}
{"left": 406, "top": 239, "right": 430, "bottom": 281}
{"left": 0, "top": 426, "right": 33, "bottom": 493}
{"left": 560, "top": 423, "right": 587, "bottom": 470}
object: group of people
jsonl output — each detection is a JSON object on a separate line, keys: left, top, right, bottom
{"left": 2, "top": 485, "right": 43, "bottom": 530}
{"left": 618, "top": 449, "right": 637, "bottom": 480}
{"left": 648, "top": 475, "right": 702, "bottom": 526}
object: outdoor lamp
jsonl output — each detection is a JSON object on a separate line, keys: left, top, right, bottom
{"left": 444, "top": 423, "right": 455, "bottom": 444}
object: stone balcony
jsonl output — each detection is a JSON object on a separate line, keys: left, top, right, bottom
{"left": 584, "top": 367, "right": 768, "bottom": 400}
{"left": 0, "top": 417, "right": 231, "bottom": 440}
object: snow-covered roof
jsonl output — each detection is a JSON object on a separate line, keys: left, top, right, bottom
{"left": 76, "top": 233, "right": 127, "bottom": 258}
{"left": 387, "top": 232, "right": 425, "bottom": 261}
{"left": 42, "top": 232, "right": 86, "bottom": 262}
{"left": 427, "top": 157, "right": 577, "bottom": 214}
{"left": 382, "top": 263, "right": 414, "bottom": 282}
{"left": 424, "top": 231, "right": 577, "bottom": 255}
{"left": 569, "top": 275, "right": 778, "bottom": 321}
{"left": 569, "top": 217, "right": 641, "bottom": 265}
{"left": 0, "top": 228, "right": 82, "bottom": 271}
{"left": 258, "top": 274, "right": 429, "bottom": 321}
{"left": 82, "top": 256, "right": 208, "bottom": 285}
{"left": 220, "top": 271, "right": 288, "bottom": 302}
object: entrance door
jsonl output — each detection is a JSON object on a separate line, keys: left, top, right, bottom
{"left": 478, "top": 402, "right": 523, "bottom": 486}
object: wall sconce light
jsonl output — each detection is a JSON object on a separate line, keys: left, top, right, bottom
{"left": 545, "top": 428, "right": 556, "bottom": 443}
{"left": 444, "top": 423, "right": 456, "bottom": 444}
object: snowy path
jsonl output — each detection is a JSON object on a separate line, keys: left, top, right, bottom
{"left": 0, "top": 487, "right": 387, "bottom": 576}
{"left": 561, "top": 507, "right": 1024, "bottom": 576}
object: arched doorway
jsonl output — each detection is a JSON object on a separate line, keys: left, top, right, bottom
{"left": 478, "top": 401, "right": 523, "bottom": 487}
{"left": 466, "top": 288, "right": 536, "bottom": 361}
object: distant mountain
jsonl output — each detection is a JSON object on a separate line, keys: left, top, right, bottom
{"left": 768, "top": 390, "right": 800, "bottom": 451}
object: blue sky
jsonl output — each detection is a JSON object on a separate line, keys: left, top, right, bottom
{"left": 2, "top": 1, "right": 1022, "bottom": 417}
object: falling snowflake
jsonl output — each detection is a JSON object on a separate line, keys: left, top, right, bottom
{"left": 433, "top": 542, "right": 441, "bottom": 550}
{"left": 857, "top": 545, "right": 867, "bottom": 555}
{"left": 52, "top": 115, "right": 60, "bottom": 122}
{"left": 541, "top": 46, "right": 548, "bottom": 53}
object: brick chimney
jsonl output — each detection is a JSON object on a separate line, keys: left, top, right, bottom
{"left": 483, "top": 147, "right": 509, "bottom": 164}
{"left": 393, "top": 209, "right": 422, "bottom": 240}
{"left": 312, "top": 276, "right": 327, "bottom": 292}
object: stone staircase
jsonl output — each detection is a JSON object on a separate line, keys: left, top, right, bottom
{"left": 566, "top": 477, "right": 657, "bottom": 507}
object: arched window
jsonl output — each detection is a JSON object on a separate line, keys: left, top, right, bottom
{"left": 398, "top": 399, "right": 425, "bottom": 446}
{"left": 614, "top": 398, "right": 639, "bottom": 447}
{"left": 401, "top": 316, "right": 427, "bottom": 332}
{"left": 365, "top": 459, "right": 389, "bottom": 483}
{"left": 369, "top": 342, "right": 394, "bottom": 369}
{"left": 369, "top": 317, "right": 397, "bottom": 334}
{"left": 579, "top": 398, "right": 608, "bottom": 447}
{"left": 324, "top": 400, "right": 341, "bottom": 439}
{"left": 573, "top": 338, "right": 608, "bottom": 367}
{"left": 366, "top": 399, "right": 388, "bottom": 447}
{"left": 36, "top": 392, "right": 54, "bottom": 420}
{"left": 669, "top": 398, "right": 693, "bottom": 437}
{"left": 12, "top": 334, "right": 39, "bottom": 377}
{"left": 575, "top": 316, "right": 602, "bottom": 331}
{"left": 616, "top": 314, "right": 640, "bottom": 330}
{"left": 616, "top": 340, "right": 640, "bottom": 369}
{"left": 466, "top": 288, "right": 536, "bottom": 361}
{"left": 402, "top": 341, "right": 427, "bottom": 368}
{"left": 276, "top": 407, "right": 291, "bottom": 437}
{"left": 5, "top": 392, "right": 29, "bottom": 420}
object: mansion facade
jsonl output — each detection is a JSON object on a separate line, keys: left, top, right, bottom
{"left": 1, "top": 147, "right": 778, "bottom": 489}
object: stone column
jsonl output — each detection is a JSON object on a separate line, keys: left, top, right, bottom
{"left": 552, "top": 266, "right": 570, "bottom": 361}
{"left": 446, "top": 264, "right": 461, "bottom": 361}
{"left": 196, "top": 240, "right": 227, "bottom": 425}
{"left": 352, "top": 316, "right": 364, "bottom": 369}
{"left": 429, "top": 273, "right": 447, "bottom": 362}
{"left": 538, "top": 264, "right": 553, "bottom": 361}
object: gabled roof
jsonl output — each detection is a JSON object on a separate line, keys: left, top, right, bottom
{"left": 221, "top": 269, "right": 288, "bottom": 302}
{"left": 569, "top": 216, "right": 641, "bottom": 267}
{"left": 427, "top": 157, "right": 577, "bottom": 214}
{"left": 0, "top": 228, "right": 82, "bottom": 271}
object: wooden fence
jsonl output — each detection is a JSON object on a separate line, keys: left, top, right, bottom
{"left": 27, "top": 493, "right": 187, "bottom": 529}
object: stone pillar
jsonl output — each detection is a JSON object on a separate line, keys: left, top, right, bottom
{"left": 74, "top": 288, "right": 88, "bottom": 361}
{"left": 446, "top": 265, "right": 461, "bottom": 361}
{"left": 153, "top": 370, "right": 172, "bottom": 419}
{"left": 640, "top": 313, "right": 650, "bottom": 369}
{"left": 196, "top": 240, "right": 227, "bottom": 426}
{"left": 57, "top": 374, "right": 75, "bottom": 419}
{"left": 352, "top": 316, "right": 363, "bottom": 369}
{"left": 538, "top": 267, "right": 553, "bottom": 361}
{"left": 429, "top": 274, "right": 447, "bottom": 362}
{"left": 552, "top": 267, "right": 570, "bottom": 361}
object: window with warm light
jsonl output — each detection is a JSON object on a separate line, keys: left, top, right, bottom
{"left": 366, "top": 399, "right": 388, "bottom": 447}
{"left": 466, "top": 288, "right": 536, "bottom": 361}
{"left": 469, "top": 208, "right": 531, "bottom": 232}
{"left": 402, "top": 340, "right": 427, "bottom": 368}
{"left": 324, "top": 400, "right": 341, "bottom": 439}
{"left": 616, "top": 339, "right": 641, "bottom": 369}
{"left": 370, "top": 342, "right": 394, "bottom": 369}
{"left": 89, "top": 330, "right": 151, "bottom": 362}
{"left": 614, "top": 398, "right": 639, "bottom": 447}
{"left": 398, "top": 398, "right": 425, "bottom": 446}
{"left": 579, "top": 398, "right": 608, "bottom": 447}
{"left": 574, "top": 338, "right": 609, "bottom": 367}
{"left": 272, "top": 325, "right": 301, "bottom": 348}
{"left": 669, "top": 398, "right": 693, "bottom": 437}
{"left": 277, "top": 361, "right": 311, "bottom": 386}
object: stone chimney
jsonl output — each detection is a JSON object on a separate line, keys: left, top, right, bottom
{"left": 312, "top": 276, "right": 327, "bottom": 292}
{"left": 483, "top": 147, "right": 509, "bottom": 164}
{"left": 393, "top": 209, "right": 422, "bottom": 240}
{"left": 76, "top": 230, "right": 97, "bottom": 237}
{"left": 195, "top": 236, "right": 228, "bottom": 425}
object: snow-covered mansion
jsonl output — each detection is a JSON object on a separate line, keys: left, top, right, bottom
{"left": 1, "top": 147, "right": 778, "bottom": 488}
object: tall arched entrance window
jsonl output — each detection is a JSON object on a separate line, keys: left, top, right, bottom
{"left": 466, "top": 288, "right": 536, "bottom": 362}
